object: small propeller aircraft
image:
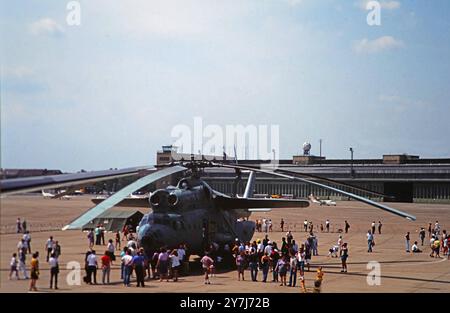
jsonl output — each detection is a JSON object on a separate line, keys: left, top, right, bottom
{"left": 0, "top": 158, "right": 416, "bottom": 255}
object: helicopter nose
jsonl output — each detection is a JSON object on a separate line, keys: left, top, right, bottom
{"left": 137, "top": 224, "right": 154, "bottom": 249}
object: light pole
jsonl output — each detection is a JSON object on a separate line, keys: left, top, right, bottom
{"left": 349, "top": 147, "right": 354, "bottom": 178}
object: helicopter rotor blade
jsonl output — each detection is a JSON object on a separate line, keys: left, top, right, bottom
{"left": 62, "top": 165, "right": 187, "bottom": 230}
{"left": 214, "top": 163, "right": 416, "bottom": 221}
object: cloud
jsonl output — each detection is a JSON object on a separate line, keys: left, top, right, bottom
{"left": 357, "top": 0, "right": 401, "bottom": 10}
{"left": 29, "top": 18, "right": 64, "bottom": 36}
{"left": 353, "top": 36, "right": 404, "bottom": 54}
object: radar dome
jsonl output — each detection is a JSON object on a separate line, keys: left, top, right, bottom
{"left": 303, "top": 142, "right": 311, "bottom": 155}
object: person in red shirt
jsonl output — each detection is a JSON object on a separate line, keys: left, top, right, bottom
{"left": 101, "top": 251, "right": 111, "bottom": 284}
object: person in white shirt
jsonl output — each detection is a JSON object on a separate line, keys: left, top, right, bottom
{"left": 121, "top": 250, "right": 133, "bottom": 286}
{"left": 17, "top": 239, "right": 27, "bottom": 254}
{"left": 264, "top": 242, "right": 273, "bottom": 255}
{"left": 411, "top": 241, "right": 422, "bottom": 253}
{"left": 18, "top": 249, "right": 28, "bottom": 279}
{"left": 338, "top": 235, "right": 343, "bottom": 248}
{"left": 107, "top": 239, "right": 116, "bottom": 263}
{"left": 325, "top": 219, "right": 330, "bottom": 232}
{"left": 48, "top": 253, "right": 59, "bottom": 289}
{"left": 86, "top": 250, "right": 98, "bottom": 284}
{"left": 9, "top": 253, "right": 19, "bottom": 280}
{"left": 45, "top": 236, "right": 54, "bottom": 262}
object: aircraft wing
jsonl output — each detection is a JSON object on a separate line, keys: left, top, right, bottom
{"left": 63, "top": 165, "right": 186, "bottom": 230}
{"left": 215, "top": 163, "right": 416, "bottom": 221}
{"left": 214, "top": 195, "right": 309, "bottom": 210}
{"left": 1, "top": 166, "right": 153, "bottom": 197}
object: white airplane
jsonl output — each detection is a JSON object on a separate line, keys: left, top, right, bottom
{"left": 309, "top": 194, "right": 337, "bottom": 206}
{"left": 41, "top": 190, "right": 73, "bottom": 200}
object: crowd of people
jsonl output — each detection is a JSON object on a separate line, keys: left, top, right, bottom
{"left": 7, "top": 216, "right": 449, "bottom": 292}
{"left": 10, "top": 225, "right": 62, "bottom": 291}
{"left": 199, "top": 231, "right": 342, "bottom": 293}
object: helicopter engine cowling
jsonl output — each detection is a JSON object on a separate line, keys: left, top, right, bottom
{"left": 149, "top": 189, "right": 170, "bottom": 207}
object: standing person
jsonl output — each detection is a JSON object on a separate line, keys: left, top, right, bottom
{"left": 268, "top": 219, "right": 273, "bottom": 232}
{"left": 325, "top": 219, "right": 330, "bottom": 233}
{"left": 405, "top": 232, "right": 411, "bottom": 252}
{"left": 291, "top": 240, "right": 298, "bottom": 253}
{"left": 271, "top": 249, "right": 280, "bottom": 282}
{"left": 345, "top": 220, "right": 350, "bottom": 234}
{"left": 236, "top": 251, "right": 245, "bottom": 281}
{"left": 304, "top": 243, "right": 312, "bottom": 272}
{"left": 52, "top": 241, "right": 61, "bottom": 259}
{"left": 18, "top": 248, "right": 29, "bottom": 279}
{"left": 200, "top": 252, "right": 214, "bottom": 285}
{"left": 156, "top": 248, "right": 169, "bottom": 282}
{"left": 428, "top": 223, "right": 432, "bottom": 238}
{"left": 45, "top": 236, "right": 54, "bottom": 262}
{"left": 340, "top": 243, "right": 348, "bottom": 273}
{"left": 86, "top": 250, "right": 98, "bottom": 285}
{"left": 419, "top": 228, "right": 426, "bottom": 246}
{"left": 106, "top": 239, "right": 115, "bottom": 264}
{"left": 16, "top": 218, "right": 22, "bottom": 233}
{"left": 248, "top": 247, "right": 258, "bottom": 282}
{"left": 378, "top": 221, "right": 383, "bottom": 234}
{"left": 22, "top": 219, "right": 27, "bottom": 233}
{"left": 121, "top": 249, "right": 133, "bottom": 286}
{"left": 48, "top": 253, "right": 59, "bottom": 289}
{"left": 100, "top": 224, "right": 106, "bottom": 245}
{"left": 95, "top": 225, "right": 101, "bottom": 246}
{"left": 312, "top": 235, "right": 319, "bottom": 256}
{"left": 115, "top": 231, "right": 121, "bottom": 250}
{"left": 260, "top": 252, "right": 271, "bottom": 283}
{"left": 24, "top": 231, "right": 32, "bottom": 254}
{"left": 367, "top": 230, "right": 374, "bottom": 253}
{"left": 17, "top": 239, "right": 27, "bottom": 255}
{"left": 29, "top": 252, "right": 39, "bottom": 291}
{"left": 276, "top": 255, "right": 289, "bottom": 286}
{"left": 133, "top": 249, "right": 146, "bottom": 287}
{"left": 338, "top": 235, "right": 343, "bottom": 249}
{"left": 304, "top": 220, "right": 308, "bottom": 232}
{"left": 101, "top": 250, "right": 111, "bottom": 285}
{"left": 286, "top": 231, "right": 293, "bottom": 246}
{"left": 288, "top": 252, "right": 297, "bottom": 287}
{"left": 87, "top": 230, "right": 94, "bottom": 248}
{"left": 9, "top": 253, "right": 19, "bottom": 280}
{"left": 177, "top": 244, "right": 186, "bottom": 274}
{"left": 371, "top": 221, "right": 376, "bottom": 234}
{"left": 169, "top": 249, "right": 180, "bottom": 282}
{"left": 280, "top": 219, "right": 285, "bottom": 232}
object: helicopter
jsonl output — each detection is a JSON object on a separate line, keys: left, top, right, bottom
{"left": 0, "top": 158, "right": 416, "bottom": 255}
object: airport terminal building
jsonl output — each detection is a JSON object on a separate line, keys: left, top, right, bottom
{"left": 157, "top": 147, "right": 450, "bottom": 203}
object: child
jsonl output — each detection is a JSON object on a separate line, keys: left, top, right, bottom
{"left": 200, "top": 253, "right": 214, "bottom": 285}
{"left": 9, "top": 253, "right": 19, "bottom": 280}
{"left": 236, "top": 251, "right": 245, "bottom": 281}
{"left": 299, "top": 274, "right": 306, "bottom": 293}
{"left": 328, "top": 245, "right": 339, "bottom": 258}
{"left": 313, "top": 267, "right": 324, "bottom": 293}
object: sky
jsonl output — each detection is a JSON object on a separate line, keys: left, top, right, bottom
{"left": 1, "top": 0, "right": 450, "bottom": 172}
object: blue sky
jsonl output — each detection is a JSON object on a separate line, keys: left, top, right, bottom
{"left": 1, "top": 0, "right": 449, "bottom": 171}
